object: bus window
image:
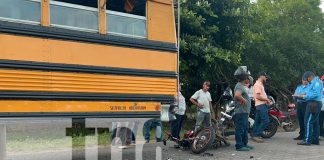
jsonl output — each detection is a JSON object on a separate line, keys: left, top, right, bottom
{"left": 50, "top": 0, "right": 98, "bottom": 32}
{"left": 0, "top": 0, "right": 41, "bottom": 24}
{"left": 106, "top": 0, "right": 147, "bottom": 38}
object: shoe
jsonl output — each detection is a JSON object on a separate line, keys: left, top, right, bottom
{"left": 251, "top": 137, "right": 264, "bottom": 143}
{"left": 311, "top": 142, "right": 320, "bottom": 145}
{"left": 236, "top": 147, "right": 250, "bottom": 151}
{"left": 293, "top": 136, "right": 304, "bottom": 140}
{"left": 245, "top": 145, "right": 254, "bottom": 150}
{"left": 145, "top": 140, "right": 150, "bottom": 143}
{"left": 297, "top": 141, "right": 311, "bottom": 146}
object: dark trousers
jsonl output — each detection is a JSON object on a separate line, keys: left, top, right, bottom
{"left": 143, "top": 119, "right": 162, "bottom": 142}
{"left": 171, "top": 114, "right": 185, "bottom": 139}
{"left": 233, "top": 113, "right": 249, "bottom": 149}
{"left": 253, "top": 104, "right": 270, "bottom": 137}
{"left": 304, "top": 101, "right": 322, "bottom": 144}
{"left": 319, "top": 111, "right": 324, "bottom": 136}
{"left": 297, "top": 102, "right": 307, "bottom": 138}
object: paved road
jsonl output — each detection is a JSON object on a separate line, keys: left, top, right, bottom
{"left": 6, "top": 132, "right": 324, "bottom": 160}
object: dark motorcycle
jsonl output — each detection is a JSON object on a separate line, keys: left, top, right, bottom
{"left": 218, "top": 87, "right": 279, "bottom": 139}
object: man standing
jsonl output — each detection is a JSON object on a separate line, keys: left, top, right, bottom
{"left": 251, "top": 71, "right": 272, "bottom": 143}
{"left": 297, "top": 71, "right": 323, "bottom": 146}
{"left": 293, "top": 79, "right": 309, "bottom": 140}
{"left": 233, "top": 74, "right": 253, "bottom": 151}
{"left": 190, "top": 81, "right": 212, "bottom": 131}
{"left": 171, "top": 85, "right": 186, "bottom": 139}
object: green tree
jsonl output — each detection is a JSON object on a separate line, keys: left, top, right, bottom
{"left": 178, "top": 0, "right": 250, "bottom": 100}
{"left": 242, "top": 0, "right": 324, "bottom": 101}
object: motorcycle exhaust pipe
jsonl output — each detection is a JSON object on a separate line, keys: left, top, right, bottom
{"left": 220, "top": 112, "right": 232, "bottom": 119}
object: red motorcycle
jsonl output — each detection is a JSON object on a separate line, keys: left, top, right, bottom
{"left": 268, "top": 102, "right": 298, "bottom": 132}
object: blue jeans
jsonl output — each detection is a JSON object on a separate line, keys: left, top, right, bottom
{"left": 304, "top": 101, "right": 322, "bottom": 144}
{"left": 233, "top": 113, "right": 249, "bottom": 149}
{"left": 171, "top": 114, "right": 185, "bottom": 139}
{"left": 143, "top": 119, "right": 162, "bottom": 142}
{"left": 253, "top": 104, "right": 269, "bottom": 137}
{"left": 297, "top": 102, "right": 307, "bottom": 138}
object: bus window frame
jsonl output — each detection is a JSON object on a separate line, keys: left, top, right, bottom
{"left": 106, "top": 10, "right": 147, "bottom": 39}
{"left": 50, "top": 0, "right": 100, "bottom": 33}
{"left": 0, "top": 0, "right": 41, "bottom": 25}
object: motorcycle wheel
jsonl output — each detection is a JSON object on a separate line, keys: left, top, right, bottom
{"left": 283, "top": 120, "right": 298, "bottom": 132}
{"left": 191, "top": 127, "right": 215, "bottom": 154}
{"left": 261, "top": 116, "right": 278, "bottom": 138}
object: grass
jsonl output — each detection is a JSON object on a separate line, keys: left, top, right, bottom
{"left": 6, "top": 132, "right": 116, "bottom": 153}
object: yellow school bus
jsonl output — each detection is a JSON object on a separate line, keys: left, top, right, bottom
{"left": 0, "top": 0, "right": 177, "bottom": 118}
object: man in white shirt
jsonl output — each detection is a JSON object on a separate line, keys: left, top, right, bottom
{"left": 190, "top": 81, "right": 212, "bottom": 131}
{"left": 171, "top": 85, "right": 186, "bottom": 140}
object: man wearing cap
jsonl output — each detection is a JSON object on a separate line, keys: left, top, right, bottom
{"left": 251, "top": 71, "right": 272, "bottom": 143}
{"left": 233, "top": 73, "right": 254, "bottom": 151}
{"left": 296, "top": 71, "right": 323, "bottom": 145}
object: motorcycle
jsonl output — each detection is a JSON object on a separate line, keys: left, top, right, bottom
{"left": 218, "top": 87, "right": 279, "bottom": 139}
{"left": 269, "top": 102, "right": 298, "bottom": 132}
{"left": 163, "top": 126, "right": 215, "bottom": 154}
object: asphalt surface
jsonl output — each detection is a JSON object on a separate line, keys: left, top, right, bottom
{"left": 5, "top": 132, "right": 324, "bottom": 160}
{"left": 1, "top": 118, "right": 324, "bottom": 160}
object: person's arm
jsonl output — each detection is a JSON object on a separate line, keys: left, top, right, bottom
{"left": 254, "top": 85, "right": 271, "bottom": 103}
{"left": 190, "top": 91, "right": 203, "bottom": 109}
{"left": 209, "top": 101, "right": 212, "bottom": 110}
{"left": 304, "top": 81, "right": 322, "bottom": 100}
{"left": 293, "top": 86, "right": 299, "bottom": 102}
{"left": 190, "top": 98, "right": 203, "bottom": 108}
{"left": 234, "top": 90, "right": 246, "bottom": 105}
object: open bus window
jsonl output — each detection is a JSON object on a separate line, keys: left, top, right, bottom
{"left": 106, "top": 0, "right": 147, "bottom": 38}
{"left": 50, "top": 0, "right": 99, "bottom": 32}
{"left": 0, "top": 0, "right": 41, "bottom": 24}
{"left": 106, "top": 0, "right": 146, "bottom": 16}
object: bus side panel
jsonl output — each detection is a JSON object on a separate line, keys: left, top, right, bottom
{"left": 147, "top": 0, "right": 177, "bottom": 43}
{"left": 0, "top": 34, "right": 177, "bottom": 72}
{"left": 0, "top": 69, "right": 176, "bottom": 95}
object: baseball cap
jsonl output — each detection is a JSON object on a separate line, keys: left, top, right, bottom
{"left": 302, "top": 71, "right": 315, "bottom": 80}
{"left": 258, "top": 71, "right": 269, "bottom": 78}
